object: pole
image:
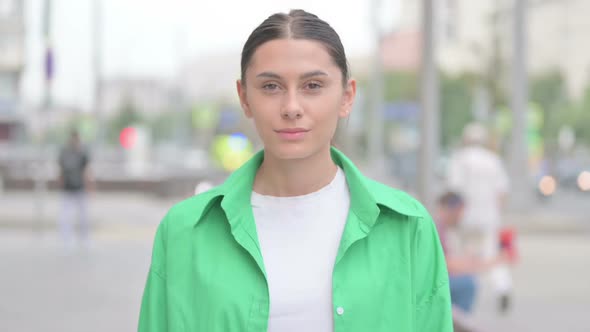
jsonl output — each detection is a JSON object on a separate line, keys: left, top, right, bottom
{"left": 418, "top": 0, "right": 440, "bottom": 211}
{"left": 509, "top": 0, "right": 530, "bottom": 210}
{"left": 35, "top": 0, "right": 53, "bottom": 233}
{"left": 368, "top": 0, "right": 386, "bottom": 180}
{"left": 42, "top": 0, "right": 53, "bottom": 109}
{"left": 92, "top": 0, "right": 103, "bottom": 145}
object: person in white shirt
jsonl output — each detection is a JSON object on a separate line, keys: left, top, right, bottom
{"left": 446, "top": 122, "right": 512, "bottom": 313}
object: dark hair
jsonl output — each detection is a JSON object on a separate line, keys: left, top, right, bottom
{"left": 438, "top": 191, "right": 464, "bottom": 208}
{"left": 240, "top": 9, "right": 349, "bottom": 86}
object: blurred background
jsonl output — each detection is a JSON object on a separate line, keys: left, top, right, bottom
{"left": 0, "top": 0, "right": 589, "bottom": 331}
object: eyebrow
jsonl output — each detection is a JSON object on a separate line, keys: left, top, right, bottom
{"left": 255, "top": 70, "right": 329, "bottom": 80}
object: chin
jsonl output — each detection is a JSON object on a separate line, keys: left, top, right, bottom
{"left": 266, "top": 143, "right": 322, "bottom": 161}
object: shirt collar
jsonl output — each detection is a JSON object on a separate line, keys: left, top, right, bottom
{"left": 192, "top": 147, "right": 421, "bottom": 227}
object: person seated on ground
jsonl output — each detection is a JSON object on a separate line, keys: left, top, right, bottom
{"left": 435, "top": 191, "right": 511, "bottom": 314}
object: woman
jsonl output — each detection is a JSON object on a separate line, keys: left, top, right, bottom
{"left": 139, "top": 9, "right": 452, "bottom": 332}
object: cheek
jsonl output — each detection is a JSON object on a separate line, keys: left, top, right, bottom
{"left": 316, "top": 101, "right": 344, "bottom": 127}
{"left": 248, "top": 106, "right": 279, "bottom": 138}
{"left": 312, "top": 91, "right": 343, "bottom": 116}
{"left": 247, "top": 96, "right": 277, "bottom": 121}
{"left": 312, "top": 111, "right": 340, "bottom": 141}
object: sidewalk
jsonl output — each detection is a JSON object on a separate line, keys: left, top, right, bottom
{"left": 0, "top": 191, "right": 175, "bottom": 231}
{"left": 1, "top": 190, "right": 588, "bottom": 234}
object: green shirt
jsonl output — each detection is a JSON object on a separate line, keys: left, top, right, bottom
{"left": 139, "top": 148, "right": 453, "bottom": 331}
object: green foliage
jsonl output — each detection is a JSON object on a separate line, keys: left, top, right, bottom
{"left": 570, "top": 86, "right": 590, "bottom": 147}
{"left": 440, "top": 73, "right": 474, "bottom": 147}
{"left": 529, "top": 71, "right": 568, "bottom": 154}
{"left": 380, "top": 69, "right": 590, "bottom": 151}
{"left": 148, "top": 110, "right": 189, "bottom": 143}
{"left": 382, "top": 71, "right": 473, "bottom": 148}
{"left": 383, "top": 71, "right": 419, "bottom": 101}
{"left": 529, "top": 71, "right": 590, "bottom": 150}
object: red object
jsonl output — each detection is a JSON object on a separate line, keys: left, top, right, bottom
{"left": 500, "top": 227, "right": 518, "bottom": 263}
{"left": 119, "top": 127, "right": 137, "bottom": 150}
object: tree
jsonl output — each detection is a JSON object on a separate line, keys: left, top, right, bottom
{"left": 571, "top": 85, "right": 590, "bottom": 147}
{"left": 379, "top": 71, "right": 474, "bottom": 149}
{"left": 440, "top": 73, "right": 474, "bottom": 148}
{"left": 529, "top": 71, "right": 568, "bottom": 155}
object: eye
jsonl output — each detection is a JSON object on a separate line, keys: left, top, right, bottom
{"left": 305, "top": 82, "right": 322, "bottom": 90}
{"left": 262, "top": 83, "right": 280, "bottom": 91}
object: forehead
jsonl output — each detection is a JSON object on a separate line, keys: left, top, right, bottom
{"left": 247, "top": 38, "right": 340, "bottom": 77}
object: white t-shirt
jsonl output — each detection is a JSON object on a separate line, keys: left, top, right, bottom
{"left": 251, "top": 167, "right": 350, "bottom": 332}
{"left": 447, "top": 146, "right": 510, "bottom": 230}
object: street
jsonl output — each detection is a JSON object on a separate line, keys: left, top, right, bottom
{"left": 2, "top": 1, "right": 590, "bottom": 331}
{"left": 0, "top": 226, "right": 589, "bottom": 331}
{"left": 0, "top": 229, "right": 153, "bottom": 332}
{"left": 472, "top": 233, "right": 590, "bottom": 331}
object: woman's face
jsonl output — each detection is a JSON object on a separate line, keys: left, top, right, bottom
{"left": 237, "top": 38, "right": 356, "bottom": 161}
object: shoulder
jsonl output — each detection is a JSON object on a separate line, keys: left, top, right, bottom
{"left": 362, "top": 177, "right": 429, "bottom": 220}
{"left": 161, "top": 186, "right": 224, "bottom": 230}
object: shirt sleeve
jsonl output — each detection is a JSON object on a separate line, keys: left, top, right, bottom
{"left": 413, "top": 211, "right": 453, "bottom": 332}
{"left": 138, "top": 215, "right": 169, "bottom": 332}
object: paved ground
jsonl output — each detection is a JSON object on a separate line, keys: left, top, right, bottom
{"left": 1, "top": 188, "right": 588, "bottom": 331}
{"left": 1, "top": 189, "right": 588, "bottom": 234}
{"left": 471, "top": 233, "right": 590, "bottom": 331}
{"left": 0, "top": 227, "right": 589, "bottom": 332}
{"left": 0, "top": 230, "right": 153, "bottom": 332}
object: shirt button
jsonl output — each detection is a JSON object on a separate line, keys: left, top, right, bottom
{"left": 336, "top": 307, "right": 345, "bottom": 316}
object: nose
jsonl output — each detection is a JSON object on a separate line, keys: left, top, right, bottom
{"left": 281, "top": 91, "right": 303, "bottom": 120}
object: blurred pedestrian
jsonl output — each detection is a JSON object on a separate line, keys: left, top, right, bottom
{"left": 139, "top": 9, "right": 452, "bottom": 332}
{"left": 57, "top": 130, "right": 93, "bottom": 249}
{"left": 446, "top": 123, "right": 513, "bottom": 313}
{"left": 435, "top": 192, "right": 511, "bottom": 315}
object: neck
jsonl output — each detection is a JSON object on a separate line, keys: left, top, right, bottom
{"left": 253, "top": 145, "right": 338, "bottom": 197}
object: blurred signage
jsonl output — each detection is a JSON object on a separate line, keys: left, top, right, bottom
{"left": 383, "top": 102, "right": 420, "bottom": 122}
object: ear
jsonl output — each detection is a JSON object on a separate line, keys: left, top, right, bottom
{"left": 237, "top": 80, "right": 253, "bottom": 118}
{"left": 339, "top": 79, "right": 356, "bottom": 118}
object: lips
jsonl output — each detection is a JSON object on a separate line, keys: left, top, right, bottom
{"left": 275, "top": 128, "right": 309, "bottom": 140}
{"left": 276, "top": 128, "right": 309, "bottom": 134}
